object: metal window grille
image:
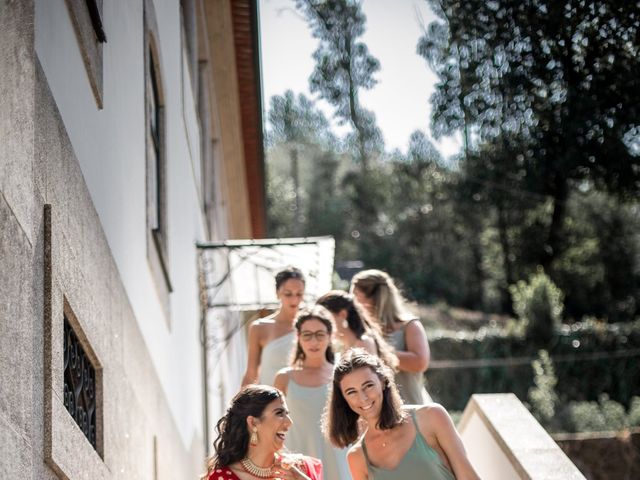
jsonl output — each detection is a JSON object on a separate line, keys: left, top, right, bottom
{"left": 63, "top": 316, "right": 97, "bottom": 449}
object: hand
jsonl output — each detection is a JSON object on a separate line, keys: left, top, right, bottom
{"left": 270, "top": 465, "right": 311, "bottom": 480}
{"left": 271, "top": 456, "right": 311, "bottom": 480}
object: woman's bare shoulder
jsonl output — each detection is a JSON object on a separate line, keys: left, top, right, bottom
{"left": 251, "top": 313, "right": 277, "bottom": 327}
{"left": 414, "top": 403, "right": 453, "bottom": 434}
{"left": 347, "top": 438, "right": 366, "bottom": 459}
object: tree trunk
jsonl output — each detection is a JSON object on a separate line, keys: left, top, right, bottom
{"left": 290, "top": 147, "right": 302, "bottom": 235}
{"left": 542, "top": 175, "right": 568, "bottom": 271}
{"left": 497, "top": 200, "right": 514, "bottom": 314}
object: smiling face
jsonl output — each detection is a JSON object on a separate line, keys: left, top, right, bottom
{"left": 339, "top": 366, "right": 385, "bottom": 421}
{"left": 276, "top": 279, "right": 305, "bottom": 314}
{"left": 249, "top": 397, "right": 292, "bottom": 452}
{"left": 298, "top": 318, "right": 330, "bottom": 359}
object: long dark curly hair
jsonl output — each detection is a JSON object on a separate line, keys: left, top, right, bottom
{"left": 323, "top": 348, "right": 405, "bottom": 449}
{"left": 317, "top": 290, "right": 398, "bottom": 370}
{"left": 206, "top": 385, "right": 282, "bottom": 474}
{"left": 291, "top": 305, "right": 335, "bottom": 365}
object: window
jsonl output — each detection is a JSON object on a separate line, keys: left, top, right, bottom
{"left": 63, "top": 314, "right": 98, "bottom": 450}
{"left": 180, "top": 0, "right": 198, "bottom": 95}
{"left": 65, "top": 0, "right": 107, "bottom": 108}
{"left": 197, "top": 60, "right": 219, "bottom": 238}
{"left": 148, "top": 50, "right": 162, "bottom": 233}
{"left": 43, "top": 205, "right": 106, "bottom": 477}
{"left": 145, "top": 0, "right": 172, "bottom": 322}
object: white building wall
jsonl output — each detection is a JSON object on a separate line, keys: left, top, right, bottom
{"left": 35, "top": 0, "right": 206, "bottom": 448}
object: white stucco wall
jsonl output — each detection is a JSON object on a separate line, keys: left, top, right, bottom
{"left": 460, "top": 412, "right": 521, "bottom": 480}
{"left": 35, "top": 0, "right": 206, "bottom": 449}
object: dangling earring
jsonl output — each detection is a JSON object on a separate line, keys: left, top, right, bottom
{"left": 250, "top": 426, "right": 259, "bottom": 446}
{"left": 342, "top": 319, "right": 349, "bottom": 329}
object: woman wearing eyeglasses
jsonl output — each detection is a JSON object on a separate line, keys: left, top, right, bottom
{"left": 274, "top": 306, "right": 351, "bottom": 479}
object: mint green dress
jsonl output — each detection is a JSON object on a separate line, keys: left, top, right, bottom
{"left": 259, "top": 331, "right": 296, "bottom": 385}
{"left": 361, "top": 409, "right": 455, "bottom": 480}
{"left": 388, "top": 320, "right": 431, "bottom": 404}
{"left": 285, "top": 379, "right": 351, "bottom": 479}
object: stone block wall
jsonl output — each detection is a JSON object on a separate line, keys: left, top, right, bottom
{"left": 0, "top": 1, "right": 204, "bottom": 477}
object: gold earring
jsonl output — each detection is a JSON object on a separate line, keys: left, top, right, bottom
{"left": 250, "top": 426, "right": 258, "bottom": 446}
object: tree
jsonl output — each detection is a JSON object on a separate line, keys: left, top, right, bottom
{"left": 510, "top": 269, "right": 564, "bottom": 343}
{"left": 295, "top": 0, "right": 386, "bottom": 252}
{"left": 294, "top": 0, "right": 383, "bottom": 170}
{"left": 265, "top": 91, "right": 337, "bottom": 236}
{"left": 420, "top": 0, "right": 640, "bottom": 269}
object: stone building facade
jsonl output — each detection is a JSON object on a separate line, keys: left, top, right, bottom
{"left": 0, "top": 0, "right": 264, "bottom": 478}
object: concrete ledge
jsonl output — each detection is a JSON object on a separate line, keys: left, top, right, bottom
{"left": 458, "top": 393, "right": 585, "bottom": 480}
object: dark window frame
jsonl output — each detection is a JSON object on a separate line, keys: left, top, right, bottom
{"left": 65, "top": 0, "right": 106, "bottom": 108}
{"left": 144, "top": 0, "right": 172, "bottom": 325}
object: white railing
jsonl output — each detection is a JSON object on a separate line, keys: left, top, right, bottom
{"left": 457, "top": 394, "right": 586, "bottom": 480}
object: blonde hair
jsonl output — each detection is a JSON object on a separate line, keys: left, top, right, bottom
{"left": 350, "top": 269, "right": 413, "bottom": 332}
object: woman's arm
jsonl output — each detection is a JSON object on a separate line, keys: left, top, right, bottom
{"left": 395, "top": 320, "right": 430, "bottom": 373}
{"left": 346, "top": 444, "right": 369, "bottom": 480}
{"left": 241, "top": 322, "right": 263, "bottom": 386}
{"left": 417, "top": 405, "right": 481, "bottom": 480}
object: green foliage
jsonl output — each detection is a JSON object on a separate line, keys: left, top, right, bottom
{"left": 627, "top": 397, "right": 640, "bottom": 427}
{"left": 554, "top": 394, "right": 640, "bottom": 433}
{"left": 598, "top": 394, "right": 628, "bottom": 431}
{"left": 420, "top": 0, "right": 640, "bottom": 197}
{"left": 557, "top": 192, "right": 640, "bottom": 322}
{"left": 266, "top": 2, "right": 640, "bottom": 326}
{"left": 266, "top": 171, "right": 297, "bottom": 238}
{"left": 294, "top": 0, "right": 382, "bottom": 170}
{"left": 528, "top": 350, "right": 558, "bottom": 424}
{"left": 265, "top": 91, "right": 345, "bottom": 239}
{"left": 510, "top": 270, "right": 564, "bottom": 343}
{"left": 565, "top": 401, "right": 608, "bottom": 432}
{"left": 266, "top": 90, "right": 335, "bottom": 149}
{"left": 418, "top": 0, "right": 640, "bottom": 313}
{"left": 427, "top": 320, "right": 640, "bottom": 411}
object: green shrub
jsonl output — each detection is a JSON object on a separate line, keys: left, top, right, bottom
{"left": 555, "top": 394, "right": 638, "bottom": 433}
{"left": 627, "top": 397, "right": 640, "bottom": 427}
{"left": 528, "top": 350, "right": 558, "bottom": 423}
{"left": 510, "top": 269, "right": 564, "bottom": 344}
{"left": 567, "top": 401, "right": 608, "bottom": 431}
{"left": 426, "top": 319, "right": 640, "bottom": 411}
{"left": 598, "top": 393, "right": 627, "bottom": 430}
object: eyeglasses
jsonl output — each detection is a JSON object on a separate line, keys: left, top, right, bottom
{"left": 300, "top": 330, "right": 329, "bottom": 342}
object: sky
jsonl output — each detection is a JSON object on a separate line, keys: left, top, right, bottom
{"left": 258, "top": 0, "right": 462, "bottom": 159}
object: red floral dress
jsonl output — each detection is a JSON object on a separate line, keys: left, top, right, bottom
{"left": 207, "top": 466, "right": 240, "bottom": 479}
{"left": 208, "top": 457, "right": 323, "bottom": 480}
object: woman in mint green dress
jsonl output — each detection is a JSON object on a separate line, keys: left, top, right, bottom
{"left": 325, "top": 349, "right": 480, "bottom": 480}
{"left": 241, "top": 267, "right": 306, "bottom": 387}
{"left": 274, "top": 306, "right": 352, "bottom": 479}
{"left": 351, "top": 269, "right": 431, "bottom": 405}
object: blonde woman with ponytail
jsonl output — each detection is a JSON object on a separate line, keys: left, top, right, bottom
{"left": 351, "top": 269, "right": 431, "bottom": 404}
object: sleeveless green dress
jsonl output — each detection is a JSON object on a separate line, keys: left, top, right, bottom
{"left": 285, "top": 379, "right": 351, "bottom": 479}
{"left": 258, "top": 331, "right": 296, "bottom": 385}
{"left": 361, "top": 409, "right": 455, "bottom": 480}
{"left": 388, "top": 320, "right": 431, "bottom": 404}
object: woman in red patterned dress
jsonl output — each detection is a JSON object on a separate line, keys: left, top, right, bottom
{"left": 204, "top": 385, "right": 323, "bottom": 480}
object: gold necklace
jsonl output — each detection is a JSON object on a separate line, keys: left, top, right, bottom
{"left": 240, "top": 456, "right": 275, "bottom": 478}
